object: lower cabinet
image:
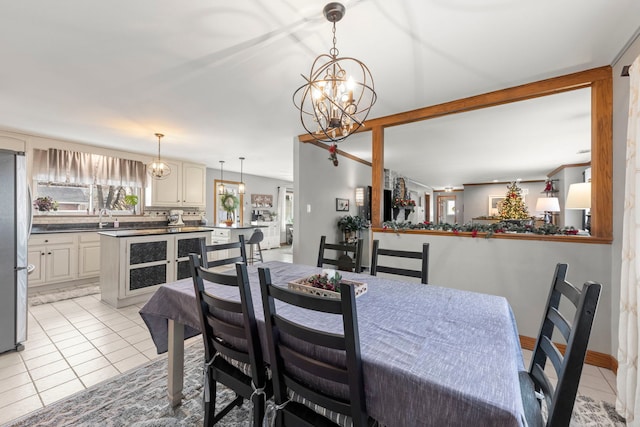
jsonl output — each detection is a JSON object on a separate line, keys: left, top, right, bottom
{"left": 78, "top": 233, "right": 101, "bottom": 278}
{"left": 255, "top": 221, "right": 281, "bottom": 249}
{"left": 28, "top": 234, "right": 78, "bottom": 287}
{"left": 100, "top": 231, "right": 210, "bottom": 308}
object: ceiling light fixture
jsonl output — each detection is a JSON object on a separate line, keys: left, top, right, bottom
{"left": 218, "top": 161, "right": 225, "bottom": 195}
{"left": 293, "top": 2, "right": 376, "bottom": 166}
{"left": 238, "top": 157, "right": 246, "bottom": 195}
{"left": 147, "top": 133, "right": 171, "bottom": 180}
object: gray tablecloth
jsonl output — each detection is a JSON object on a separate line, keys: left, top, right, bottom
{"left": 140, "top": 261, "right": 526, "bottom": 427}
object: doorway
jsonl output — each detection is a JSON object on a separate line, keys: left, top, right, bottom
{"left": 437, "top": 195, "right": 457, "bottom": 224}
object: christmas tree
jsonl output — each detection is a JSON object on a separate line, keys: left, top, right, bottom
{"left": 498, "top": 182, "right": 530, "bottom": 219}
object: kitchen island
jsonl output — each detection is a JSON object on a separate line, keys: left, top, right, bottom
{"left": 99, "top": 227, "right": 212, "bottom": 307}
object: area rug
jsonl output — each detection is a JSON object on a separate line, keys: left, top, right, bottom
{"left": 4, "top": 341, "right": 626, "bottom": 426}
{"left": 28, "top": 284, "right": 100, "bottom": 306}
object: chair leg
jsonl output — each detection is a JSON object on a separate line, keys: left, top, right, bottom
{"left": 249, "top": 244, "right": 254, "bottom": 265}
{"left": 257, "top": 243, "right": 263, "bottom": 263}
{"left": 203, "top": 377, "right": 216, "bottom": 427}
{"left": 251, "top": 391, "right": 266, "bottom": 427}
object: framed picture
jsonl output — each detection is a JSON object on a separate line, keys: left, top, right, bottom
{"left": 488, "top": 196, "right": 506, "bottom": 216}
{"left": 336, "top": 198, "right": 349, "bottom": 211}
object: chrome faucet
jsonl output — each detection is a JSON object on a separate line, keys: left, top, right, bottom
{"left": 98, "top": 208, "right": 112, "bottom": 228}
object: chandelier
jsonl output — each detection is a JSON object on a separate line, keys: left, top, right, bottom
{"left": 147, "top": 133, "right": 171, "bottom": 180}
{"left": 293, "top": 2, "right": 376, "bottom": 163}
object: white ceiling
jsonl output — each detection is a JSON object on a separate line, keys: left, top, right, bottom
{"left": 0, "top": 1, "right": 638, "bottom": 185}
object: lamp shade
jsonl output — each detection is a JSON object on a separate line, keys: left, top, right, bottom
{"left": 566, "top": 182, "right": 591, "bottom": 209}
{"left": 535, "top": 197, "right": 560, "bottom": 212}
{"left": 355, "top": 187, "right": 365, "bottom": 206}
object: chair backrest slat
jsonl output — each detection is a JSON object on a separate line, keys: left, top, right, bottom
{"left": 279, "top": 345, "right": 349, "bottom": 385}
{"left": 370, "top": 240, "right": 429, "bottom": 284}
{"left": 274, "top": 315, "right": 346, "bottom": 349}
{"left": 547, "top": 307, "right": 571, "bottom": 342}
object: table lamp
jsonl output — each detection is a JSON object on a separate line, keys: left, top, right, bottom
{"left": 566, "top": 182, "right": 591, "bottom": 231}
{"left": 535, "top": 197, "right": 560, "bottom": 224}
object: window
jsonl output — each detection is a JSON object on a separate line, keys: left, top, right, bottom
{"left": 35, "top": 182, "right": 141, "bottom": 214}
{"left": 33, "top": 148, "right": 145, "bottom": 215}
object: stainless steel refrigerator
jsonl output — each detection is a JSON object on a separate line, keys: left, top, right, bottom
{"left": 0, "top": 149, "right": 29, "bottom": 353}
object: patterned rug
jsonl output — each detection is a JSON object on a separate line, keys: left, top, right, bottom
{"left": 4, "top": 341, "right": 626, "bottom": 426}
{"left": 28, "top": 284, "right": 101, "bottom": 306}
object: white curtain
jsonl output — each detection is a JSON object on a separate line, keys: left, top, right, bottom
{"left": 33, "top": 148, "right": 146, "bottom": 187}
{"left": 618, "top": 54, "right": 640, "bottom": 424}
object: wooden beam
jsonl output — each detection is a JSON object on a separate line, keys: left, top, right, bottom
{"left": 371, "top": 127, "right": 384, "bottom": 227}
{"left": 590, "top": 75, "right": 613, "bottom": 239}
{"left": 302, "top": 139, "right": 371, "bottom": 167}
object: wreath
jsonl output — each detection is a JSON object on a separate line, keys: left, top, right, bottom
{"left": 220, "top": 192, "right": 240, "bottom": 213}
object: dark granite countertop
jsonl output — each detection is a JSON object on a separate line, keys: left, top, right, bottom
{"left": 31, "top": 221, "right": 202, "bottom": 234}
{"left": 98, "top": 226, "right": 214, "bottom": 237}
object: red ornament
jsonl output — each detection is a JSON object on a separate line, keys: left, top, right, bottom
{"left": 471, "top": 229, "right": 478, "bottom": 238}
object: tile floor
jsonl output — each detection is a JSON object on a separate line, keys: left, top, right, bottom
{"left": 0, "top": 245, "right": 617, "bottom": 424}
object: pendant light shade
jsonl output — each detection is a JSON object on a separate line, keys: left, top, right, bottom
{"left": 238, "top": 157, "right": 246, "bottom": 195}
{"left": 147, "top": 133, "right": 171, "bottom": 180}
{"left": 218, "top": 161, "right": 225, "bottom": 195}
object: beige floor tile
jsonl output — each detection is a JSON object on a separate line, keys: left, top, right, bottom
{"left": 79, "top": 365, "right": 120, "bottom": 388}
{"left": 0, "top": 394, "right": 42, "bottom": 425}
{"left": 22, "top": 336, "right": 53, "bottom": 351}
{"left": 72, "top": 355, "right": 112, "bottom": 377}
{"left": 104, "top": 346, "right": 140, "bottom": 364}
{"left": 29, "top": 359, "right": 70, "bottom": 381}
{"left": 105, "top": 319, "right": 138, "bottom": 332}
{"left": 59, "top": 341, "right": 96, "bottom": 358}
{"left": 0, "top": 350, "right": 24, "bottom": 369}
{"left": 117, "top": 325, "right": 147, "bottom": 338}
{"left": 2, "top": 371, "right": 32, "bottom": 391}
{"left": 0, "top": 382, "right": 37, "bottom": 407}
{"left": 600, "top": 368, "right": 617, "bottom": 393}
{"left": 73, "top": 317, "right": 104, "bottom": 330}
{"left": 82, "top": 326, "right": 117, "bottom": 340}
{"left": 123, "top": 331, "right": 153, "bottom": 345}
{"left": 42, "top": 322, "right": 73, "bottom": 335}
{"left": 65, "top": 347, "right": 103, "bottom": 367}
{"left": 143, "top": 348, "right": 163, "bottom": 360}
{"left": 89, "top": 332, "right": 124, "bottom": 346}
{"left": 581, "top": 363, "right": 606, "bottom": 378}
{"left": 39, "top": 378, "right": 85, "bottom": 406}
{"left": 23, "top": 349, "right": 64, "bottom": 370}
{"left": 19, "top": 342, "right": 58, "bottom": 361}
{"left": 133, "top": 339, "right": 156, "bottom": 353}
{"left": 54, "top": 334, "right": 89, "bottom": 350}
{"left": 95, "top": 338, "right": 131, "bottom": 355}
{"left": 579, "top": 371, "right": 615, "bottom": 393}
{"left": 48, "top": 329, "right": 82, "bottom": 343}
{"left": 0, "top": 360, "right": 27, "bottom": 381}
{"left": 113, "top": 352, "right": 149, "bottom": 373}
{"left": 34, "top": 368, "right": 78, "bottom": 392}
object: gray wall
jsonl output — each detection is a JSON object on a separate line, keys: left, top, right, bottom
{"left": 462, "top": 182, "right": 541, "bottom": 222}
{"left": 293, "top": 140, "right": 372, "bottom": 266}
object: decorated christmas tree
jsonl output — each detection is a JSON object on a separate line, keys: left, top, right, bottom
{"left": 498, "top": 182, "right": 530, "bottom": 220}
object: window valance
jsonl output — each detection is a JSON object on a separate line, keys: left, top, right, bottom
{"left": 33, "top": 148, "right": 146, "bottom": 187}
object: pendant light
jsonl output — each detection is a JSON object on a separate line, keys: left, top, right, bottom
{"left": 238, "top": 157, "right": 246, "bottom": 195}
{"left": 218, "top": 161, "right": 225, "bottom": 195}
{"left": 147, "top": 133, "right": 171, "bottom": 180}
{"left": 293, "top": 2, "right": 376, "bottom": 166}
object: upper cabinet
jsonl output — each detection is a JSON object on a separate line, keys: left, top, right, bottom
{"left": 150, "top": 161, "right": 206, "bottom": 207}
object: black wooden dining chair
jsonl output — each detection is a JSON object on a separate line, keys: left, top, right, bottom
{"left": 258, "top": 267, "right": 374, "bottom": 427}
{"left": 189, "top": 254, "right": 272, "bottom": 427}
{"left": 369, "top": 240, "right": 429, "bottom": 284}
{"left": 317, "top": 235, "right": 363, "bottom": 273}
{"left": 199, "top": 235, "right": 247, "bottom": 269}
{"left": 519, "top": 263, "right": 601, "bottom": 427}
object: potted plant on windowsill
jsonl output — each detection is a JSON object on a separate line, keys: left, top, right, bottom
{"left": 337, "top": 215, "right": 368, "bottom": 243}
{"left": 220, "top": 192, "right": 239, "bottom": 226}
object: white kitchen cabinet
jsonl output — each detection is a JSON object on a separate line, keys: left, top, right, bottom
{"left": 78, "top": 233, "right": 101, "bottom": 278}
{"left": 100, "top": 231, "right": 211, "bottom": 307}
{"left": 28, "top": 234, "right": 77, "bottom": 287}
{"left": 255, "top": 221, "right": 281, "bottom": 249}
{"left": 150, "top": 161, "right": 206, "bottom": 208}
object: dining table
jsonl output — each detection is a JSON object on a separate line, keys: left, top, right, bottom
{"left": 139, "top": 261, "right": 526, "bottom": 427}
